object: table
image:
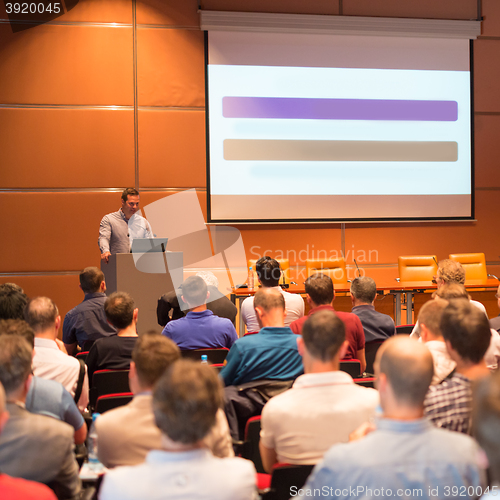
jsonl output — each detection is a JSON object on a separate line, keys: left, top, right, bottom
{"left": 230, "top": 279, "right": 499, "bottom": 333}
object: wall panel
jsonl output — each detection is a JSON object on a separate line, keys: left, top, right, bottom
{"left": 343, "top": 0, "right": 477, "bottom": 19}
{"left": 137, "top": 28, "right": 204, "bottom": 108}
{"left": 136, "top": 0, "right": 199, "bottom": 26}
{"left": 138, "top": 109, "right": 206, "bottom": 188}
{"left": 474, "top": 115, "right": 500, "bottom": 188}
{"left": 481, "top": 0, "right": 500, "bottom": 37}
{"left": 200, "top": 0, "right": 339, "bottom": 15}
{"left": 0, "top": 24, "right": 133, "bottom": 105}
{"left": 474, "top": 39, "right": 500, "bottom": 112}
{"left": 0, "top": 108, "right": 135, "bottom": 188}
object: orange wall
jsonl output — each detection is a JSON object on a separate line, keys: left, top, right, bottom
{"left": 1, "top": 0, "right": 499, "bottom": 321}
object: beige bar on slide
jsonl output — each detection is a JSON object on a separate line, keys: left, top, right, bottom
{"left": 224, "top": 139, "right": 458, "bottom": 162}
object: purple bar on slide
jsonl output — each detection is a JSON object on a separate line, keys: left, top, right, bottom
{"left": 222, "top": 97, "right": 458, "bottom": 121}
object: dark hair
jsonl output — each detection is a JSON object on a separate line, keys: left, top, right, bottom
{"left": 0, "top": 283, "right": 24, "bottom": 293}
{"left": 121, "top": 187, "right": 139, "bottom": 202}
{"left": 0, "top": 335, "right": 32, "bottom": 394}
{"left": 0, "top": 319, "right": 35, "bottom": 348}
{"left": 350, "top": 277, "right": 376, "bottom": 304}
{"left": 253, "top": 288, "right": 285, "bottom": 313}
{"left": 418, "top": 299, "right": 448, "bottom": 339}
{"left": 473, "top": 371, "right": 500, "bottom": 483}
{"left": 440, "top": 299, "right": 491, "bottom": 364}
{"left": 153, "top": 360, "right": 222, "bottom": 444}
{"left": 302, "top": 310, "right": 345, "bottom": 362}
{"left": 132, "top": 333, "right": 180, "bottom": 388}
{"left": 305, "top": 273, "right": 334, "bottom": 305}
{"left": 255, "top": 256, "right": 281, "bottom": 287}
{"left": 105, "top": 292, "right": 135, "bottom": 329}
{"left": 181, "top": 276, "right": 207, "bottom": 308}
{"left": 80, "top": 267, "right": 105, "bottom": 294}
{"left": 24, "top": 297, "right": 58, "bottom": 332}
{"left": 378, "top": 336, "right": 434, "bottom": 407}
{"left": 0, "top": 287, "right": 28, "bottom": 320}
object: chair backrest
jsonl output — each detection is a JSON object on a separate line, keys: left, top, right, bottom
{"left": 210, "top": 363, "right": 224, "bottom": 373}
{"left": 339, "top": 359, "right": 361, "bottom": 378}
{"left": 364, "top": 340, "right": 385, "bottom": 375}
{"left": 396, "top": 324, "right": 415, "bottom": 335}
{"left": 449, "top": 253, "right": 487, "bottom": 281}
{"left": 180, "top": 348, "right": 229, "bottom": 364}
{"left": 75, "top": 351, "right": 89, "bottom": 363}
{"left": 242, "top": 416, "right": 265, "bottom": 474}
{"left": 95, "top": 392, "right": 133, "bottom": 413}
{"left": 305, "top": 258, "right": 348, "bottom": 286}
{"left": 90, "top": 369, "right": 130, "bottom": 409}
{"left": 398, "top": 255, "right": 437, "bottom": 282}
{"left": 248, "top": 259, "right": 290, "bottom": 285}
{"left": 353, "top": 377, "right": 376, "bottom": 389}
{"left": 263, "top": 464, "right": 315, "bottom": 500}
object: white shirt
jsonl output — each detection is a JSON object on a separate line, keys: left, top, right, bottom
{"left": 99, "top": 448, "right": 257, "bottom": 500}
{"left": 425, "top": 340, "right": 456, "bottom": 384}
{"left": 33, "top": 337, "right": 89, "bottom": 411}
{"left": 241, "top": 286, "right": 304, "bottom": 332}
{"left": 260, "top": 371, "right": 379, "bottom": 465}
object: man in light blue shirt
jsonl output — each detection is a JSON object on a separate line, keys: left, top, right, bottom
{"left": 301, "top": 336, "right": 485, "bottom": 500}
{"left": 99, "top": 187, "right": 153, "bottom": 262}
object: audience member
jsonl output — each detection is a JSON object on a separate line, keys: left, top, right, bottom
{"left": 0, "top": 283, "right": 28, "bottom": 320}
{"left": 473, "top": 370, "right": 500, "bottom": 499}
{"left": 0, "top": 319, "right": 86, "bottom": 445}
{"left": 0, "top": 335, "right": 81, "bottom": 500}
{"left": 424, "top": 299, "right": 491, "bottom": 434}
{"left": 350, "top": 276, "right": 395, "bottom": 342}
{"left": 302, "top": 336, "right": 485, "bottom": 498}
{"left": 96, "top": 333, "right": 233, "bottom": 468}
{"left": 220, "top": 288, "right": 303, "bottom": 387}
{"left": 489, "top": 283, "right": 500, "bottom": 332}
{"left": 26, "top": 297, "right": 89, "bottom": 411}
{"left": 241, "top": 256, "right": 304, "bottom": 332}
{"left": 62, "top": 267, "right": 116, "bottom": 355}
{"left": 99, "top": 360, "right": 256, "bottom": 500}
{"left": 418, "top": 299, "right": 455, "bottom": 384}
{"left": 161, "top": 275, "right": 237, "bottom": 350}
{"left": 0, "top": 381, "right": 58, "bottom": 500}
{"left": 259, "top": 310, "right": 378, "bottom": 472}
{"left": 157, "top": 271, "right": 237, "bottom": 327}
{"left": 291, "top": 273, "right": 366, "bottom": 372}
{"left": 85, "top": 292, "right": 138, "bottom": 384}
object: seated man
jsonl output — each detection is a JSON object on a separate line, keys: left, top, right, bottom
{"left": 302, "top": 336, "right": 484, "bottom": 498}
{"left": 0, "top": 283, "right": 28, "bottom": 320}
{"left": 157, "top": 271, "right": 237, "bottom": 327}
{"left": 26, "top": 297, "right": 89, "bottom": 411}
{"left": 220, "top": 288, "right": 303, "bottom": 387}
{"left": 291, "top": 273, "right": 366, "bottom": 373}
{"left": 490, "top": 283, "right": 500, "bottom": 332}
{"left": 63, "top": 266, "right": 116, "bottom": 355}
{"left": 85, "top": 292, "right": 139, "bottom": 384}
{"left": 161, "top": 276, "right": 237, "bottom": 350}
{"left": 241, "top": 256, "right": 304, "bottom": 332}
{"left": 350, "top": 276, "right": 395, "bottom": 342}
{"left": 0, "top": 319, "right": 87, "bottom": 445}
{"left": 96, "top": 333, "right": 233, "bottom": 468}
{"left": 0, "top": 335, "right": 81, "bottom": 500}
{"left": 0, "top": 381, "right": 58, "bottom": 500}
{"left": 99, "top": 360, "right": 256, "bottom": 500}
{"left": 260, "top": 310, "right": 379, "bottom": 471}
{"left": 424, "top": 299, "right": 491, "bottom": 434}
{"left": 418, "top": 299, "right": 455, "bottom": 384}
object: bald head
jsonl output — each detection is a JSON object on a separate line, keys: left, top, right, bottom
{"left": 376, "top": 336, "right": 433, "bottom": 408}
{"left": 24, "top": 297, "right": 59, "bottom": 333}
{"left": 253, "top": 288, "right": 285, "bottom": 313}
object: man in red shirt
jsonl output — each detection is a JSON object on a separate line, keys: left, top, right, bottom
{"left": 290, "top": 273, "right": 366, "bottom": 372}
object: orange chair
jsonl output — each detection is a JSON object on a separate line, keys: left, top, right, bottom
{"left": 449, "top": 253, "right": 488, "bottom": 281}
{"left": 398, "top": 255, "right": 437, "bottom": 282}
{"left": 305, "top": 258, "right": 348, "bottom": 286}
{"left": 248, "top": 259, "right": 290, "bottom": 285}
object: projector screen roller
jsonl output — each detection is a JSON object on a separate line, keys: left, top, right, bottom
{"left": 205, "top": 31, "right": 473, "bottom": 222}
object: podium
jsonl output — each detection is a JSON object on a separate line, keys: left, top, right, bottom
{"left": 101, "top": 252, "right": 183, "bottom": 334}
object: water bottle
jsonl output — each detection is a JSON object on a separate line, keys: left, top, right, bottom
{"left": 248, "top": 266, "right": 254, "bottom": 290}
{"left": 87, "top": 413, "right": 104, "bottom": 472}
{"left": 201, "top": 354, "right": 208, "bottom": 364}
